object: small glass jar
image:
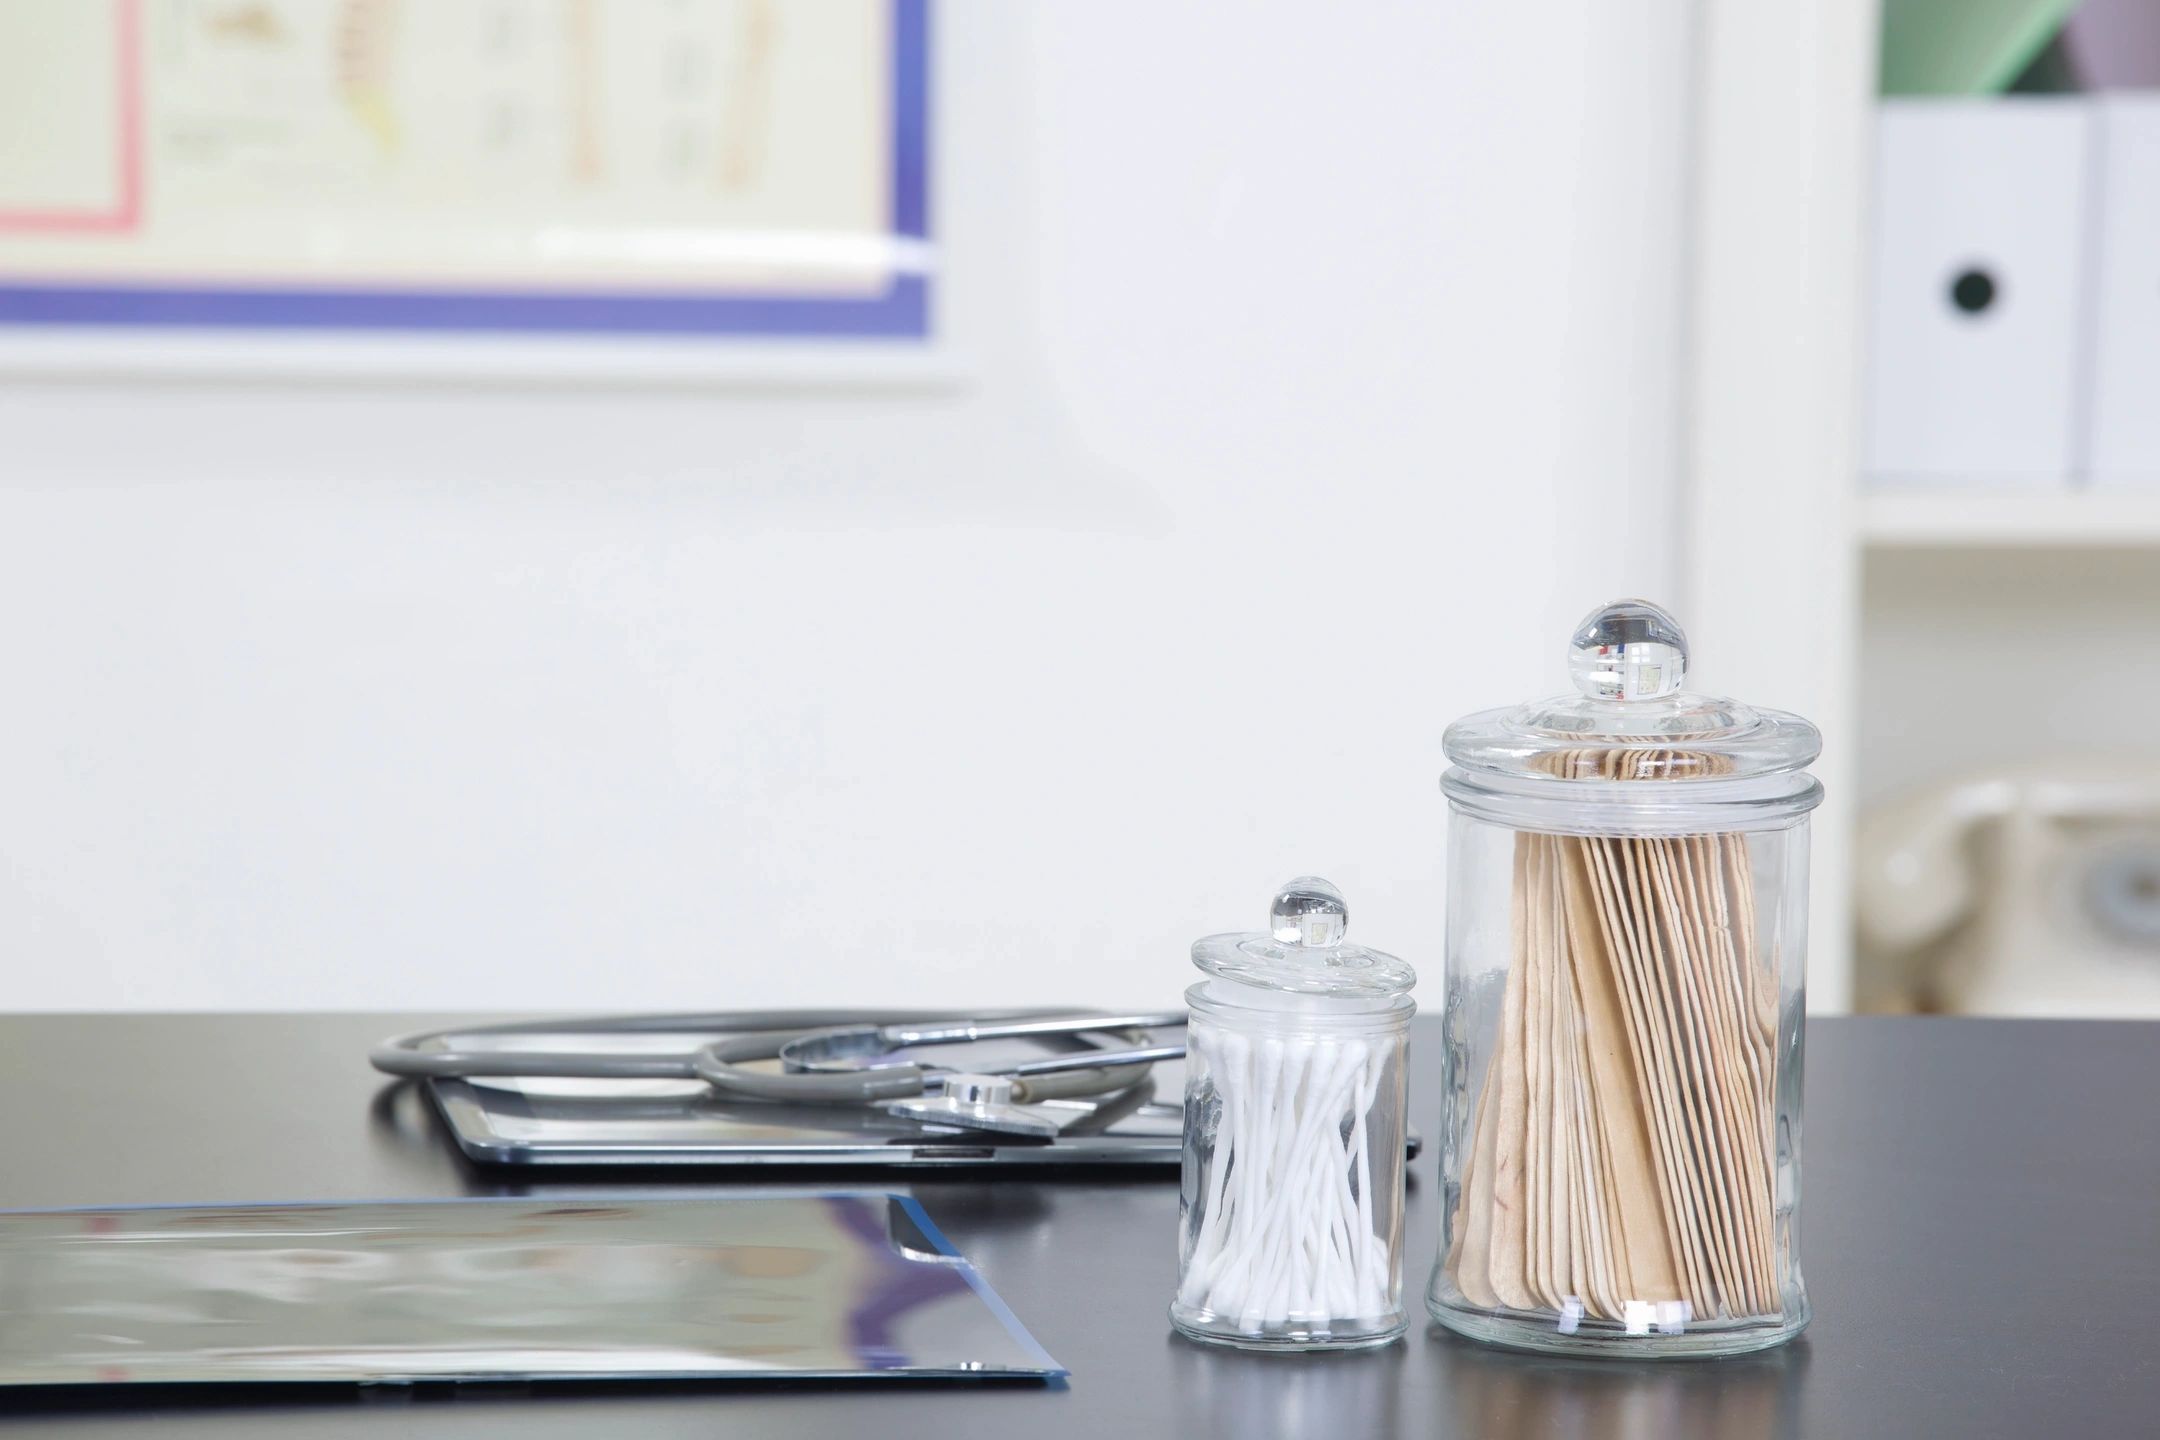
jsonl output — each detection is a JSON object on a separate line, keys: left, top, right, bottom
{"left": 1172, "top": 878, "right": 1417, "bottom": 1351}
{"left": 1426, "top": 600, "right": 1820, "bottom": 1358}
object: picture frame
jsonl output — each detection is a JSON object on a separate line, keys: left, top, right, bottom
{"left": 0, "top": 0, "right": 938, "bottom": 382}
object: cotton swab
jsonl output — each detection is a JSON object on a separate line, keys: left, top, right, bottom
{"left": 1181, "top": 1025, "right": 1399, "bottom": 1331}
{"left": 1173, "top": 878, "right": 1417, "bottom": 1350}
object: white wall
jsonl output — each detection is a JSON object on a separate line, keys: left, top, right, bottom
{"left": 0, "top": 1, "right": 1696, "bottom": 1011}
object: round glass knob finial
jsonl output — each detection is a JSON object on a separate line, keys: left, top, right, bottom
{"left": 1568, "top": 599, "right": 1689, "bottom": 702}
{"left": 1271, "top": 876, "right": 1347, "bottom": 948}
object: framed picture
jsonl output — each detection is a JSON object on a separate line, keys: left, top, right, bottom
{"left": 0, "top": 0, "right": 934, "bottom": 379}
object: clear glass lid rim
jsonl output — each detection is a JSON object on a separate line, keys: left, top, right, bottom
{"left": 1189, "top": 931, "right": 1417, "bottom": 1000}
{"left": 1440, "top": 767, "right": 1825, "bottom": 831}
{"left": 1441, "top": 764, "right": 1823, "bottom": 799}
{"left": 1185, "top": 977, "right": 1418, "bottom": 1020}
{"left": 1442, "top": 696, "right": 1823, "bottom": 780}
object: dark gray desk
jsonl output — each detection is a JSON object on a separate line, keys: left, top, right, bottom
{"left": 0, "top": 1014, "right": 2153, "bottom": 1438}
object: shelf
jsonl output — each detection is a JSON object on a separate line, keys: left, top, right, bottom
{"left": 1861, "top": 491, "right": 2160, "bottom": 549}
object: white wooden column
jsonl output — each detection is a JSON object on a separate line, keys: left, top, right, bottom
{"left": 1679, "top": 1, "right": 1881, "bottom": 1012}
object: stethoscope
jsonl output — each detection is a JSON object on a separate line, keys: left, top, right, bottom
{"left": 370, "top": 1010, "right": 1188, "bottom": 1139}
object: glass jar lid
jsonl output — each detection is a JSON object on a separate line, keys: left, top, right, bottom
{"left": 1191, "top": 877, "right": 1416, "bottom": 999}
{"left": 1442, "top": 600, "right": 1822, "bottom": 830}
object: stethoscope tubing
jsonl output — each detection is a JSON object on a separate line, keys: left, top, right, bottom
{"left": 369, "top": 1008, "right": 1187, "bottom": 1105}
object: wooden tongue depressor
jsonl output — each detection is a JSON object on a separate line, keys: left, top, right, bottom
{"left": 1689, "top": 827, "right": 1774, "bottom": 1302}
{"left": 1520, "top": 835, "right": 1545, "bottom": 1308}
{"left": 1450, "top": 1034, "right": 1503, "bottom": 1304}
{"left": 1722, "top": 830, "right": 1779, "bottom": 1174}
{"left": 1562, "top": 1008, "right": 1609, "bottom": 1319}
{"left": 1641, "top": 828, "right": 1751, "bottom": 1317}
{"left": 1560, "top": 1047, "right": 1588, "bottom": 1315}
{"left": 1571, "top": 839, "right": 1641, "bottom": 1313}
{"left": 1637, "top": 744, "right": 1779, "bottom": 1318}
{"left": 1675, "top": 831, "right": 1775, "bottom": 1314}
{"left": 1559, "top": 841, "right": 1623, "bottom": 1321}
{"left": 1523, "top": 835, "right": 1557, "bottom": 1312}
{"left": 1531, "top": 834, "right": 1571, "bottom": 1313}
{"left": 1545, "top": 864, "right": 1597, "bottom": 1318}
{"left": 1592, "top": 1076, "right": 1637, "bottom": 1304}
{"left": 1477, "top": 829, "right": 1546, "bottom": 1312}
{"left": 1724, "top": 832, "right": 1777, "bottom": 1050}
{"left": 1693, "top": 829, "right": 1779, "bottom": 1312}
{"left": 1573, "top": 1003, "right": 1626, "bottom": 1320}
{"left": 1554, "top": 751, "right": 1628, "bottom": 1318}
{"left": 1723, "top": 832, "right": 1779, "bottom": 1313}
{"left": 1486, "top": 833, "right": 1536, "bottom": 1311}
{"left": 1591, "top": 827, "right": 1714, "bottom": 1315}
{"left": 1619, "top": 794, "right": 1737, "bottom": 1316}
{"left": 1662, "top": 831, "right": 1759, "bottom": 1315}
{"left": 1557, "top": 828, "right": 1683, "bottom": 1305}
{"left": 1545, "top": 838, "right": 1577, "bottom": 1315}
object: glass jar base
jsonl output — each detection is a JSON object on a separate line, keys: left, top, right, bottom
{"left": 1170, "top": 1305, "right": 1407, "bottom": 1353}
{"left": 1427, "top": 1299, "right": 1808, "bottom": 1360}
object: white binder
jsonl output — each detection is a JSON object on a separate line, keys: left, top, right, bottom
{"left": 1865, "top": 99, "right": 2093, "bottom": 487}
{"left": 2085, "top": 96, "right": 2160, "bottom": 488}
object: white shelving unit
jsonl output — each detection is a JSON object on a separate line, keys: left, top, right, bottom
{"left": 1862, "top": 491, "right": 2160, "bottom": 548}
{"left": 1686, "top": 16, "right": 2160, "bottom": 1016}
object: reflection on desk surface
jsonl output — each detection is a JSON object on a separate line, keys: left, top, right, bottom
{"left": 0, "top": 1195, "right": 1061, "bottom": 1387}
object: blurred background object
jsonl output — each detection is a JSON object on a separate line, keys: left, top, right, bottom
{"left": 2048, "top": 0, "right": 2160, "bottom": 91}
{"left": 1878, "top": 0, "right": 2082, "bottom": 97}
{"left": 1864, "top": 95, "right": 2089, "bottom": 490}
{"left": 1858, "top": 765, "right": 2160, "bottom": 1015}
{"left": 1858, "top": 0, "right": 2160, "bottom": 1017}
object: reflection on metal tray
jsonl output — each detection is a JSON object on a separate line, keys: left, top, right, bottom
{"left": 430, "top": 1073, "right": 1187, "bottom": 1168}
{"left": 0, "top": 1195, "right": 1063, "bottom": 1387}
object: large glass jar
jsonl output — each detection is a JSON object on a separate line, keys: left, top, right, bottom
{"left": 1173, "top": 878, "right": 1416, "bottom": 1351}
{"left": 1426, "top": 600, "right": 1820, "bottom": 1358}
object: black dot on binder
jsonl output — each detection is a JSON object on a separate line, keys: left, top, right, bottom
{"left": 1948, "top": 267, "right": 1998, "bottom": 316}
